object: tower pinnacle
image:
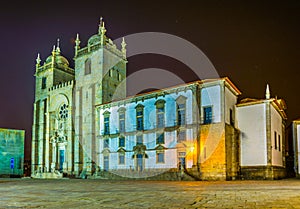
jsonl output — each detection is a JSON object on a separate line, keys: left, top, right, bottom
{"left": 36, "top": 53, "right": 41, "bottom": 67}
{"left": 121, "top": 37, "right": 127, "bottom": 58}
{"left": 56, "top": 38, "right": 61, "bottom": 53}
{"left": 265, "top": 84, "right": 270, "bottom": 99}
{"left": 75, "top": 33, "right": 81, "bottom": 57}
{"left": 98, "top": 17, "right": 105, "bottom": 35}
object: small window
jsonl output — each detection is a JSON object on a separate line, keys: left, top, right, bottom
{"left": 278, "top": 134, "right": 281, "bottom": 151}
{"left": 103, "top": 111, "right": 110, "bottom": 135}
{"left": 230, "top": 109, "right": 234, "bottom": 125}
{"left": 104, "top": 139, "right": 109, "bottom": 148}
{"left": 156, "top": 133, "right": 164, "bottom": 144}
{"left": 118, "top": 73, "right": 122, "bottom": 81}
{"left": 104, "top": 117, "right": 110, "bottom": 135}
{"left": 85, "top": 58, "right": 91, "bottom": 75}
{"left": 119, "top": 111, "right": 125, "bottom": 133}
{"left": 109, "top": 69, "right": 112, "bottom": 77}
{"left": 136, "top": 135, "right": 143, "bottom": 145}
{"left": 177, "top": 103, "right": 186, "bottom": 125}
{"left": 274, "top": 131, "right": 277, "bottom": 150}
{"left": 157, "top": 107, "right": 165, "bottom": 128}
{"left": 103, "top": 155, "right": 109, "bottom": 171}
{"left": 119, "top": 137, "right": 125, "bottom": 147}
{"left": 41, "top": 77, "right": 47, "bottom": 89}
{"left": 203, "top": 106, "right": 212, "bottom": 124}
{"left": 136, "top": 106, "right": 144, "bottom": 131}
{"left": 155, "top": 100, "right": 166, "bottom": 128}
{"left": 157, "top": 151, "right": 165, "bottom": 163}
{"left": 119, "top": 152, "right": 125, "bottom": 164}
{"left": 136, "top": 104, "right": 144, "bottom": 131}
{"left": 178, "top": 130, "right": 185, "bottom": 142}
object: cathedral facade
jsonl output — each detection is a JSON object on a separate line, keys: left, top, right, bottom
{"left": 31, "top": 20, "right": 287, "bottom": 180}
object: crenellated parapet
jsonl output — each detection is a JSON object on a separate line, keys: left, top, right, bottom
{"left": 48, "top": 80, "right": 74, "bottom": 92}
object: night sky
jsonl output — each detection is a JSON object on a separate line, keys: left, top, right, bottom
{"left": 0, "top": 1, "right": 299, "bottom": 160}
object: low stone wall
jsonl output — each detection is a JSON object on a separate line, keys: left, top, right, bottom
{"left": 90, "top": 169, "right": 196, "bottom": 181}
{"left": 240, "top": 166, "right": 286, "bottom": 180}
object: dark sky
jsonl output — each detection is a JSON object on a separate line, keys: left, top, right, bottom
{"left": 0, "top": 1, "right": 299, "bottom": 160}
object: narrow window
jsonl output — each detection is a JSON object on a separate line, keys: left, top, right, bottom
{"left": 156, "top": 151, "right": 165, "bottom": 163}
{"left": 204, "top": 147, "right": 206, "bottom": 159}
{"left": 119, "top": 152, "right": 125, "bottom": 165}
{"left": 85, "top": 58, "right": 91, "bottom": 75}
{"left": 177, "top": 103, "right": 186, "bottom": 125}
{"left": 278, "top": 134, "right": 281, "bottom": 151}
{"left": 136, "top": 135, "right": 143, "bottom": 145}
{"left": 104, "top": 116, "right": 110, "bottom": 135}
{"left": 41, "top": 77, "right": 47, "bottom": 89}
{"left": 177, "top": 130, "right": 186, "bottom": 142}
{"left": 203, "top": 106, "right": 212, "bottom": 124}
{"left": 119, "top": 110, "right": 125, "bottom": 133}
{"left": 156, "top": 133, "right": 164, "bottom": 144}
{"left": 155, "top": 100, "right": 165, "bottom": 128}
{"left": 135, "top": 104, "right": 144, "bottom": 131}
{"left": 119, "top": 137, "right": 125, "bottom": 147}
{"left": 230, "top": 109, "right": 234, "bottom": 125}
{"left": 109, "top": 69, "right": 112, "bottom": 77}
{"left": 118, "top": 73, "right": 122, "bottom": 81}
{"left": 103, "top": 138, "right": 109, "bottom": 148}
{"left": 103, "top": 155, "right": 109, "bottom": 171}
{"left": 274, "top": 131, "right": 277, "bottom": 150}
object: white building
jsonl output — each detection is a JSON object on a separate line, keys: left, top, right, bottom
{"left": 290, "top": 119, "right": 300, "bottom": 177}
{"left": 97, "top": 78, "right": 241, "bottom": 180}
{"left": 236, "top": 85, "right": 287, "bottom": 179}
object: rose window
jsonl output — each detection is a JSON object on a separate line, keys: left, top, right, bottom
{"left": 59, "top": 104, "right": 68, "bottom": 119}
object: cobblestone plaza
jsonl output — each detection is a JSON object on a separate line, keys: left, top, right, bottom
{"left": 1, "top": 179, "right": 300, "bottom": 208}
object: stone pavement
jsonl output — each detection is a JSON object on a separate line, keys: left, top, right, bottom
{"left": 1, "top": 178, "right": 300, "bottom": 208}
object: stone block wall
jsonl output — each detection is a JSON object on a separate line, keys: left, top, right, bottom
{"left": 200, "top": 123, "right": 227, "bottom": 180}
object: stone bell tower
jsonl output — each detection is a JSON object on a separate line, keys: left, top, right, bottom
{"left": 73, "top": 18, "right": 127, "bottom": 176}
{"left": 32, "top": 42, "right": 75, "bottom": 176}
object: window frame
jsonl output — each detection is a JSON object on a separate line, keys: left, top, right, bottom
{"left": 135, "top": 104, "right": 144, "bottom": 131}
{"left": 41, "top": 77, "right": 47, "bottom": 89}
{"left": 156, "top": 151, "right": 165, "bottom": 163}
{"left": 119, "top": 136, "right": 125, "bottom": 147}
{"left": 103, "top": 138, "right": 109, "bottom": 149}
{"left": 203, "top": 106, "right": 213, "bottom": 124}
{"left": 136, "top": 135, "right": 143, "bottom": 145}
{"left": 118, "top": 152, "right": 125, "bottom": 165}
{"left": 84, "top": 58, "right": 91, "bottom": 75}
{"left": 156, "top": 132, "right": 165, "bottom": 144}
{"left": 103, "top": 111, "right": 110, "bottom": 135}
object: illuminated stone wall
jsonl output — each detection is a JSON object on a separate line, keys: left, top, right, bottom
{"left": 0, "top": 128, "right": 25, "bottom": 176}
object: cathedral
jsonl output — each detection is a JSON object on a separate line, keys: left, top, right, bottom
{"left": 31, "top": 19, "right": 287, "bottom": 180}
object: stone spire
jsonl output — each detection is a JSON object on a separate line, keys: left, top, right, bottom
{"left": 56, "top": 38, "right": 61, "bottom": 54}
{"left": 265, "top": 84, "right": 270, "bottom": 99}
{"left": 99, "top": 17, "right": 107, "bottom": 45}
{"left": 36, "top": 53, "right": 41, "bottom": 67}
{"left": 98, "top": 16, "right": 106, "bottom": 35}
{"left": 75, "top": 33, "right": 81, "bottom": 57}
{"left": 121, "top": 37, "right": 127, "bottom": 58}
{"left": 51, "top": 45, "right": 56, "bottom": 67}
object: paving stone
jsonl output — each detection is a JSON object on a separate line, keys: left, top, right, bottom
{"left": 1, "top": 178, "right": 300, "bottom": 208}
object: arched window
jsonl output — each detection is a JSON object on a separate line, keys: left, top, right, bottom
{"left": 103, "top": 111, "right": 110, "bottom": 135}
{"left": 85, "top": 58, "right": 91, "bottom": 75}
{"left": 118, "top": 107, "right": 126, "bottom": 133}
{"left": 135, "top": 104, "right": 144, "bottom": 131}
{"left": 176, "top": 96, "right": 187, "bottom": 126}
{"left": 155, "top": 99, "right": 166, "bottom": 128}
